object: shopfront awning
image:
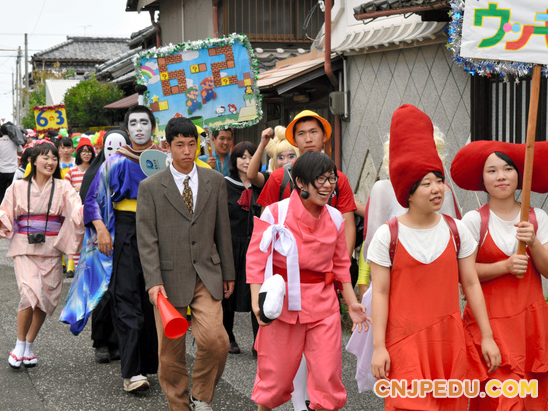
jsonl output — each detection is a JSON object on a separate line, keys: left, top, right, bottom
{"left": 104, "top": 93, "right": 139, "bottom": 109}
{"left": 258, "top": 53, "right": 339, "bottom": 95}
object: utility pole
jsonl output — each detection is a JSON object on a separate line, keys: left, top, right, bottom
{"left": 15, "top": 47, "right": 21, "bottom": 125}
{"left": 24, "top": 34, "right": 29, "bottom": 121}
{"left": 12, "top": 72, "right": 14, "bottom": 122}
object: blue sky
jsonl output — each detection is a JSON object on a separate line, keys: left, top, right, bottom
{"left": 0, "top": 0, "right": 151, "bottom": 123}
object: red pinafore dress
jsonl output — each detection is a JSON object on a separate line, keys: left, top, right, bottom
{"left": 464, "top": 221, "right": 548, "bottom": 411}
{"left": 385, "top": 229, "right": 486, "bottom": 411}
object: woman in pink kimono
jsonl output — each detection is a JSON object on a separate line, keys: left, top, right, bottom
{"left": 246, "top": 151, "right": 370, "bottom": 411}
{"left": 0, "top": 142, "right": 84, "bottom": 369}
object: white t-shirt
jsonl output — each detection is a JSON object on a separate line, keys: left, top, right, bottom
{"left": 367, "top": 216, "right": 477, "bottom": 267}
{"left": 0, "top": 135, "right": 20, "bottom": 173}
{"left": 462, "top": 207, "right": 548, "bottom": 257}
{"left": 362, "top": 179, "right": 461, "bottom": 257}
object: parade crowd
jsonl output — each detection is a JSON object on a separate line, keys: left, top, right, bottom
{"left": 0, "top": 103, "right": 547, "bottom": 411}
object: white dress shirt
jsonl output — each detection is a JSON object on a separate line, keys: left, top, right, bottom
{"left": 169, "top": 163, "right": 198, "bottom": 212}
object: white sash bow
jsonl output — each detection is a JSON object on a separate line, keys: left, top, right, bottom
{"left": 259, "top": 223, "right": 301, "bottom": 311}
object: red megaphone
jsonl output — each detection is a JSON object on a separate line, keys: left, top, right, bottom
{"left": 157, "top": 293, "right": 189, "bottom": 339}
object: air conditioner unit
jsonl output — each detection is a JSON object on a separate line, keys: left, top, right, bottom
{"left": 329, "top": 91, "right": 346, "bottom": 117}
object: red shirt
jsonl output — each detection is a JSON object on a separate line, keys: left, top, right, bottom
{"left": 257, "top": 164, "right": 357, "bottom": 214}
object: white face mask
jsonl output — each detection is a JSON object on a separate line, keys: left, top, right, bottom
{"left": 127, "top": 113, "right": 153, "bottom": 146}
{"left": 104, "top": 133, "right": 127, "bottom": 158}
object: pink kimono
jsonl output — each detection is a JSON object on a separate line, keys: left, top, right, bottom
{"left": 0, "top": 178, "right": 84, "bottom": 315}
{"left": 246, "top": 190, "right": 350, "bottom": 410}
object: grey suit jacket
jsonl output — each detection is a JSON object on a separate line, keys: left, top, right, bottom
{"left": 136, "top": 166, "right": 235, "bottom": 308}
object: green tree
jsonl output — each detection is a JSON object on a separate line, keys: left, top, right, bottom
{"left": 21, "top": 66, "right": 73, "bottom": 129}
{"left": 21, "top": 83, "right": 46, "bottom": 129}
{"left": 64, "top": 75, "right": 124, "bottom": 128}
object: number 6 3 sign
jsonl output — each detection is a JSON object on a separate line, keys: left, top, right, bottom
{"left": 33, "top": 104, "right": 68, "bottom": 131}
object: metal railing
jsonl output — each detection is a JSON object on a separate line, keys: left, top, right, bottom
{"left": 220, "top": 0, "right": 322, "bottom": 43}
{"left": 471, "top": 75, "right": 548, "bottom": 143}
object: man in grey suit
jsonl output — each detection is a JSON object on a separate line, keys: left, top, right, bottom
{"left": 137, "top": 116, "right": 235, "bottom": 411}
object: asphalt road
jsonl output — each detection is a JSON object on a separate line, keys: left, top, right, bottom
{"left": 0, "top": 240, "right": 384, "bottom": 411}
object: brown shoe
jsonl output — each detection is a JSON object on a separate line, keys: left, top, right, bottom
{"left": 228, "top": 341, "right": 240, "bottom": 354}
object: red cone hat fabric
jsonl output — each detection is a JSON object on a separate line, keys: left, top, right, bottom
{"left": 157, "top": 293, "right": 188, "bottom": 339}
{"left": 389, "top": 104, "right": 444, "bottom": 207}
{"left": 451, "top": 140, "right": 548, "bottom": 193}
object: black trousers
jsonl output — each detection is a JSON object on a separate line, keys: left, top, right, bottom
{"left": 91, "top": 291, "right": 118, "bottom": 349}
{"left": 0, "top": 172, "right": 14, "bottom": 204}
{"left": 109, "top": 211, "right": 158, "bottom": 378}
{"left": 222, "top": 299, "right": 259, "bottom": 345}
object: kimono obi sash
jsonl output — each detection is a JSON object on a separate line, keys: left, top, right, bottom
{"left": 274, "top": 265, "right": 335, "bottom": 285}
{"left": 113, "top": 198, "right": 137, "bottom": 212}
{"left": 17, "top": 215, "right": 64, "bottom": 236}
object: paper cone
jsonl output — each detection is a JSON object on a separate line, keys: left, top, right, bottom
{"left": 157, "top": 293, "right": 188, "bottom": 339}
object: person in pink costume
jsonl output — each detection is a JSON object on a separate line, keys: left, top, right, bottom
{"left": 246, "top": 151, "right": 370, "bottom": 411}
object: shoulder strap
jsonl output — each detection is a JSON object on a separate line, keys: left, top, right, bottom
{"left": 478, "top": 204, "right": 538, "bottom": 249}
{"left": 388, "top": 217, "right": 398, "bottom": 265}
{"left": 442, "top": 214, "right": 460, "bottom": 256}
{"left": 326, "top": 205, "right": 344, "bottom": 231}
{"left": 478, "top": 203, "right": 490, "bottom": 248}
{"left": 277, "top": 198, "right": 290, "bottom": 225}
{"left": 279, "top": 162, "right": 294, "bottom": 201}
{"left": 446, "top": 184, "right": 462, "bottom": 219}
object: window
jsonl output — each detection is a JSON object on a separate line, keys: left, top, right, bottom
{"left": 219, "top": 0, "right": 323, "bottom": 44}
{"left": 471, "top": 74, "right": 548, "bottom": 142}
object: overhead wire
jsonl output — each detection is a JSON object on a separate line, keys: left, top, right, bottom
{"left": 30, "top": 0, "right": 49, "bottom": 36}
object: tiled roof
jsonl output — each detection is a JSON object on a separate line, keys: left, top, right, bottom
{"left": 32, "top": 37, "right": 130, "bottom": 62}
{"left": 96, "top": 47, "right": 142, "bottom": 73}
{"left": 258, "top": 56, "right": 327, "bottom": 90}
{"left": 314, "top": 14, "right": 446, "bottom": 54}
{"left": 254, "top": 48, "right": 308, "bottom": 73}
{"left": 312, "top": 1, "right": 447, "bottom": 54}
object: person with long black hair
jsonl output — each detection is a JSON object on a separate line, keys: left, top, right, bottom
{"left": 223, "top": 141, "right": 265, "bottom": 354}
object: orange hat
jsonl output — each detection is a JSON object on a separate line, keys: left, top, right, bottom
{"left": 76, "top": 137, "right": 93, "bottom": 152}
{"left": 389, "top": 104, "right": 444, "bottom": 207}
{"left": 285, "top": 110, "right": 332, "bottom": 147}
{"left": 450, "top": 140, "right": 548, "bottom": 193}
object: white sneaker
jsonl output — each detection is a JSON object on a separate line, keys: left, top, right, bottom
{"left": 123, "top": 374, "right": 150, "bottom": 392}
{"left": 190, "top": 395, "right": 213, "bottom": 411}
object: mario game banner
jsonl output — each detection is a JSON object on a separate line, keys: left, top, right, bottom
{"left": 33, "top": 104, "right": 68, "bottom": 132}
{"left": 134, "top": 34, "right": 262, "bottom": 134}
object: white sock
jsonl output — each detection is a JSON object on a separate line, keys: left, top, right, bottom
{"left": 24, "top": 341, "right": 34, "bottom": 358}
{"left": 12, "top": 339, "right": 25, "bottom": 358}
{"left": 291, "top": 356, "right": 309, "bottom": 410}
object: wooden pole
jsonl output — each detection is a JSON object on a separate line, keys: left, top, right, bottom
{"left": 516, "top": 65, "right": 542, "bottom": 277}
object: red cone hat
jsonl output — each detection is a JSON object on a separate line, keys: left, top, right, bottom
{"left": 389, "top": 104, "right": 444, "bottom": 207}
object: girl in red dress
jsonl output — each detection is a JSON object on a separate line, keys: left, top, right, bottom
{"left": 369, "top": 105, "right": 500, "bottom": 411}
{"left": 451, "top": 141, "right": 548, "bottom": 410}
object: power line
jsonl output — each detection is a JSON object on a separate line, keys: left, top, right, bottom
{"left": 0, "top": 33, "right": 69, "bottom": 37}
{"left": 31, "top": 0, "right": 48, "bottom": 36}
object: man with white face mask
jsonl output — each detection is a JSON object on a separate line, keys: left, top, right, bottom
{"left": 83, "top": 106, "right": 161, "bottom": 392}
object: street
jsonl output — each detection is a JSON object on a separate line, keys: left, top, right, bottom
{"left": 0, "top": 240, "right": 384, "bottom": 411}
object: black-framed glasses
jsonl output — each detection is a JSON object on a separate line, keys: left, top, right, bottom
{"left": 315, "top": 174, "right": 338, "bottom": 185}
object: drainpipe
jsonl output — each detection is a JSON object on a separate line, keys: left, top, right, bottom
{"left": 324, "top": 0, "right": 341, "bottom": 169}
{"left": 149, "top": 10, "right": 162, "bottom": 48}
{"left": 212, "top": 0, "right": 220, "bottom": 38}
